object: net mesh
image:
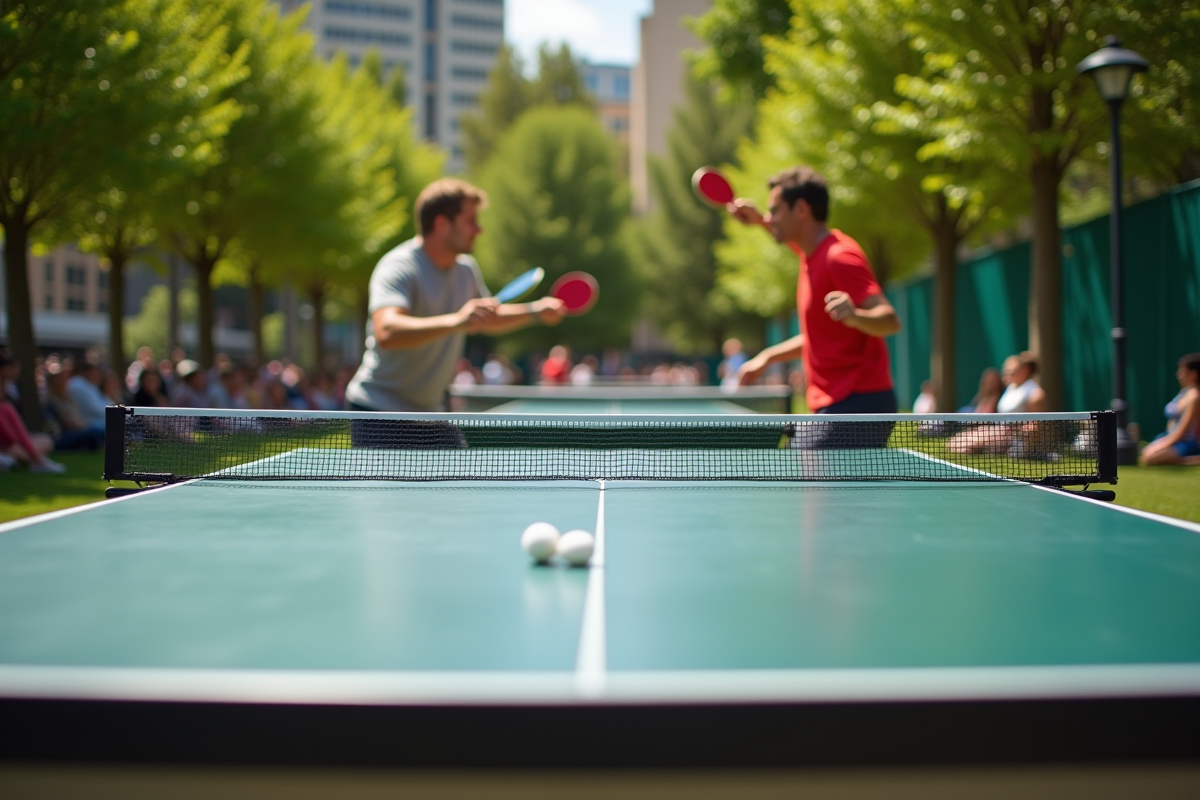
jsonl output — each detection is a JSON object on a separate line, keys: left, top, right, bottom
{"left": 113, "top": 411, "right": 1108, "bottom": 484}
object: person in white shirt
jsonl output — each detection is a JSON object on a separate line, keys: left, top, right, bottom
{"left": 996, "top": 352, "right": 1047, "bottom": 413}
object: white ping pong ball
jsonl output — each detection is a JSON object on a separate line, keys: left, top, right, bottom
{"left": 556, "top": 530, "right": 595, "bottom": 567}
{"left": 521, "top": 522, "right": 560, "bottom": 563}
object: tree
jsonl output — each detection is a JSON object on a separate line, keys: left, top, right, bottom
{"left": 476, "top": 106, "right": 638, "bottom": 351}
{"left": 690, "top": 0, "right": 795, "bottom": 100}
{"left": 44, "top": 0, "right": 246, "bottom": 375}
{"left": 756, "top": 0, "right": 1020, "bottom": 409}
{"left": 0, "top": 0, "right": 211, "bottom": 424}
{"left": 460, "top": 43, "right": 595, "bottom": 174}
{"left": 161, "top": 0, "right": 334, "bottom": 368}
{"left": 635, "top": 71, "right": 759, "bottom": 354}
{"left": 898, "top": 0, "right": 1200, "bottom": 409}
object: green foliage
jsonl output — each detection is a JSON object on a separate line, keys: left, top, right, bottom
{"left": 124, "top": 283, "right": 197, "bottom": 360}
{"left": 476, "top": 106, "right": 637, "bottom": 351}
{"left": 635, "top": 72, "right": 759, "bottom": 354}
{"left": 690, "top": 0, "right": 795, "bottom": 99}
{"left": 461, "top": 44, "right": 595, "bottom": 174}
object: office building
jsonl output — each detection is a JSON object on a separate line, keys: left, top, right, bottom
{"left": 276, "top": 0, "right": 505, "bottom": 173}
{"left": 630, "top": 0, "right": 711, "bottom": 214}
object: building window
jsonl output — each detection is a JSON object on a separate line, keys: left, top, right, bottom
{"left": 44, "top": 295, "right": 54, "bottom": 310}
{"left": 97, "top": 271, "right": 109, "bottom": 290}
{"left": 585, "top": 72, "right": 600, "bottom": 93}
{"left": 66, "top": 265, "right": 86, "bottom": 285}
{"left": 454, "top": 0, "right": 501, "bottom": 5}
{"left": 325, "top": 1, "right": 412, "bottom": 21}
{"left": 425, "top": 92, "right": 437, "bottom": 138}
{"left": 450, "top": 39, "right": 498, "bottom": 57}
{"left": 44, "top": 262, "right": 54, "bottom": 284}
{"left": 449, "top": 13, "right": 501, "bottom": 31}
{"left": 451, "top": 66, "right": 488, "bottom": 81}
{"left": 425, "top": 0, "right": 437, "bottom": 30}
{"left": 609, "top": 117, "right": 629, "bottom": 133}
{"left": 612, "top": 74, "right": 630, "bottom": 100}
{"left": 323, "top": 27, "right": 411, "bottom": 47}
{"left": 66, "top": 298, "right": 86, "bottom": 312}
{"left": 425, "top": 42, "right": 437, "bottom": 80}
{"left": 451, "top": 92, "right": 479, "bottom": 107}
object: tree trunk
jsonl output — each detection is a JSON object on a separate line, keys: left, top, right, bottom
{"left": 2, "top": 219, "right": 42, "bottom": 428}
{"left": 193, "top": 255, "right": 215, "bottom": 368}
{"left": 1029, "top": 154, "right": 1063, "bottom": 410}
{"left": 107, "top": 254, "right": 126, "bottom": 375}
{"left": 309, "top": 282, "right": 324, "bottom": 371}
{"left": 931, "top": 218, "right": 958, "bottom": 412}
{"left": 248, "top": 268, "right": 265, "bottom": 369}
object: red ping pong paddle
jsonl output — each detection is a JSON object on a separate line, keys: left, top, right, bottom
{"left": 692, "top": 167, "right": 735, "bottom": 207}
{"left": 551, "top": 271, "right": 599, "bottom": 316}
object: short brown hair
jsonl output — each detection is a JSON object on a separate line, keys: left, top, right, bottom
{"left": 415, "top": 179, "right": 488, "bottom": 235}
{"left": 768, "top": 166, "right": 829, "bottom": 221}
{"left": 1181, "top": 353, "right": 1200, "bottom": 385}
{"left": 1016, "top": 350, "right": 1040, "bottom": 375}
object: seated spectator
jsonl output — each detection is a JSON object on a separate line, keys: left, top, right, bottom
{"left": 66, "top": 357, "right": 110, "bottom": 428}
{"left": 719, "top": 338, "right": 747, "bottom": 389}
{"left": 0, "top": 353, "right": 64, "bottom": 473}
{"left": 43, "top": 364, "right": 105, "bottom": 450}
{"left": 1140, "top": 353, "right": 1200, "bottom": 466}
{"left": 947, "top": 353, "right": 1047, "bottom": 456}
{"left": 996, "top": 352, "right": 1047, "bottom": 413}
{"left": 133, "top": 368, "right": 169, "bottom": 406}
{"left": 452, "top": 358, "right": 478, "bottom": 387}
{"left": 571, "top": 355, "right": 598, "bottom": 386}
{"left": 959, "top": 368, "right": 1004, "bottom": 413}
{"left": 482, "top": 354, "right": 516, "bottom": 386}
{"left": 169, "top": 360, "right": 209, "bottom": 407}
{"left": 207, "top": 363, "right": 250, "bottom": 409}
{"left": 913, "top": 380, "right": 937, "bottom": 415}
{"left": 540, "top": 346, "right": 572, "bottom": 385}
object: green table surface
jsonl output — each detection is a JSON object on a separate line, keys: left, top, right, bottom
{"left": 2, "top": 469, "right": 1199, "bottom": 703}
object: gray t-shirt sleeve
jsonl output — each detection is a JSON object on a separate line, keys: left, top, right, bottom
{"left": 368, "top": 249, "right": 419, "bottom": 314}
{"left": 464, "top": 255, "right": 490, "bottom": 299}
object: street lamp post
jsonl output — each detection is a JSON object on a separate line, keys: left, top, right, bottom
{"left": 1077, "top": 36, "right": 1148, "bottom": 467}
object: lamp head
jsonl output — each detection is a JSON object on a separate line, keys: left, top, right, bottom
{"left": 1076, "top": 36, "right": 1149, "bottom": 102}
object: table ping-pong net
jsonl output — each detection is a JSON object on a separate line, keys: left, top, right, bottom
{"left": 104, "top": 407, "right": 1117, "bottom": 490}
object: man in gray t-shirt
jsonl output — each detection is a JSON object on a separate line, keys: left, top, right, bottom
{"left": 346, "top": 179, "right": 564, "bottom": 412}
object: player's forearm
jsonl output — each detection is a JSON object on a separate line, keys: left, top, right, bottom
{"left": 374, "top": 313, "right": 465, "bottom": 349}
{"left": 483, "top": 304, "right": 540, "bottom": 335}
{"left": 844, "top": 307, "right": 901, "bottom": 337}
{"left": 760, "top": 335, "right": 805, "bottom": 366}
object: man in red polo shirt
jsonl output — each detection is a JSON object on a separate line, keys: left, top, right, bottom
{"left": 730, "top": 167, "right": 900, "bottom": 442}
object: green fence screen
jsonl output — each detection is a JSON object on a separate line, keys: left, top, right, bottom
{"left": 883, "top": 179, "right": 1200, "bottom": 436}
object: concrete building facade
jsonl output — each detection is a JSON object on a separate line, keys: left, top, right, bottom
{"left": 630, "top": 0, "right": 711, "bottom": 214}
{"left": 276, "top": 0, "right": 505, "bottom": 173}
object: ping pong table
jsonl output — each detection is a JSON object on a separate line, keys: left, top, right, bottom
{"left": 448, "top": 383, "right": 794, "bottom": 414}
{"left": 1, "top": 403, "right": 1198, "bottom": 797}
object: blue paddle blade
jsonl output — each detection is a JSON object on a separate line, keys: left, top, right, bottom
{"left": 495, "top": 267, "right": 545, "bottom": 302}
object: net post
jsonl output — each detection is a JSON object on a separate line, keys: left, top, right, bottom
{"left": 1095, "top": 410, "right": 1118, "bottom": 484}
{"left": 103, "top": 405, "right": 129, "bottom": 482}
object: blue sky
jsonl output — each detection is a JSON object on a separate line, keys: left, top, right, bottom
{"left": 506, "top": 0, "right": 653, "bottom": 67}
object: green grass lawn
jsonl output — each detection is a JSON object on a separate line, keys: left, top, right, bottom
{"left": 2, "top": 445, "right": 1198, "bottom": 526}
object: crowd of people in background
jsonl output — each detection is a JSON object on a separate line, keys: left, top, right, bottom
{"left": 3, "top": 343, "right": 1194, "bottom": 476}
{"left": 912, "top": 350, "right": 1200, "bottom": 466}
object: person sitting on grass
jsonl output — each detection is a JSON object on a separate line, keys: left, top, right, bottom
{"left": 0, "top": 352, "right": 65, "bottom": 473}
{"left": 1140, "top": 353, "right": 1200, "bottom": 466}
{"left": 43, "top": 363, "right": 105, "bottom": 451}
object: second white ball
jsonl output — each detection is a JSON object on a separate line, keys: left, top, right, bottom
{"left": 556, "top": 529, "right": 595, "bottom": 567}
